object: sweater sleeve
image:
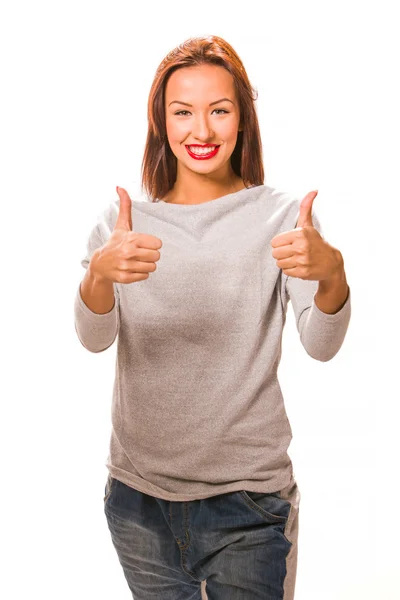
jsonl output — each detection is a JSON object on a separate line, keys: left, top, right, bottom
{"left": 284, "top": 210, "right": 351, "bottom": 362}
{"left": 74, "top": 223, "right": 120, "bottom": 353}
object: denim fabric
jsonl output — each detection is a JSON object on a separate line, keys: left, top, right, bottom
{"left": 103, "top": 474, "right": 300, "bottom": 600}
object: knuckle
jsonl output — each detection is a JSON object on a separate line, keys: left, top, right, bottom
{"left": 119, "top": 270, "right": 129, "bottom": 283}
{"left": 118, "top": 258, "right": 128, "bottom": 271}
{"left": 121, "top": 245, "right": 133, "bottom": 259}
{"left": 297, "top": 243, "right": 308, "bottom": 255}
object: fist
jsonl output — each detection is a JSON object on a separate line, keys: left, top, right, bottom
{"left": 90, "top": 186, "right": 163, "bottom": 284}
{"left": 271, "top": 190, "right": 342, "bottom": 281}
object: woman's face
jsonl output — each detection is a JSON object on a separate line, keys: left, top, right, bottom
{"left": 164, "top": 64, "right": 242, "bottom": 177}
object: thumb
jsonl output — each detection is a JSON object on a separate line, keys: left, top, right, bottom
{"left": 296, "top": 190, "right": 318, "bottom": 228}
{"left": 115, "top": 186, "right": 133, "bottom": 231}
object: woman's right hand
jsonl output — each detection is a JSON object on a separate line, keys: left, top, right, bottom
{"left": 90, "top": 186, "right": 163, "bottom": 284}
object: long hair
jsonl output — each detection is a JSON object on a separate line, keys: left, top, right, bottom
{"left": 141, "top": 35, "right": 265, "bottom": 202}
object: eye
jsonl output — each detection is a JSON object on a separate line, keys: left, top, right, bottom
{"left": 174, "top": 109, "right": 229, "bottom": 116}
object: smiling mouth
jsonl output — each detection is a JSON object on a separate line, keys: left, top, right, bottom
{"left": 185, "top": 145, "right": 220, "bottom": 159}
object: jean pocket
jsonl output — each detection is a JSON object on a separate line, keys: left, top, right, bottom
{"left": 103, "top": 473, "right": 114, "bottom": 505}
{"left": 239, "top": 490, "right": 291, "bottom": 524}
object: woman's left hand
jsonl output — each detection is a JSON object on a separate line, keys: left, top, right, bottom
{"left": 270, "top": 190, "right": 344, "bottom": 281}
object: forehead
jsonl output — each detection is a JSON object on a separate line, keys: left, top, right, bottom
{"left": 165, "top": 64, "right": 235, "bottom": 99}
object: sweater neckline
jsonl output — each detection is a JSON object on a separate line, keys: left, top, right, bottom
{"left": 155, "top": 184, "right": 260, "bottom": 209}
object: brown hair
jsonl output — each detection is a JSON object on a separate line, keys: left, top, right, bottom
{"left": 140, "top": 35, "right": 265, "bottom": 202}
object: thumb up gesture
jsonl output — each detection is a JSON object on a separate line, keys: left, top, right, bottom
{"left": 270, "top": 190, "right": 343, "bottom": 281}
{"left": 90, "top": 186, "right": 163, "bottom": 284}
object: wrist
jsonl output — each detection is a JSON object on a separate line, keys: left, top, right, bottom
{"left": 321, "top": 250, "right": 346, "bottom": 288}
{"left": 89, "top": 250, "right": 109, "bottom": 285}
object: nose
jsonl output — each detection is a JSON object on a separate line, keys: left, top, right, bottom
{"left": 191, "top": 114, "right": 215, "bottom": 142}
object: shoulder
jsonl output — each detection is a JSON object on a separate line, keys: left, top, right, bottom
{"left": 255, "top": 184, "right": 301, "bottom": 220}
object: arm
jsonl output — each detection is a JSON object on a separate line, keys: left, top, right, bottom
{"left": 80, "top": 250, "right": 115, "bottom": 315}
{"left": 315, "top": 251, "right": 349, "bottom": 314}
{"left": 284, "top": 212, "right": 351, "bottom": 362}
{"left": 74, "top": 224, "right": 120, "bottom": 353}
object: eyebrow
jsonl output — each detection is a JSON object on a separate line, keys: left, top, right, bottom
{"left": 168, "top": 97, "right": 234, "bottom": 107}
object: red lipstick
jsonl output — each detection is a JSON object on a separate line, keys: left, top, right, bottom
{"left": 185, "top": 145, "right": 220, "bottom": 160}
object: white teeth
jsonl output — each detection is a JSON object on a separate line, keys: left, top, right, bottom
{"left": 188, "top": 146, "right": 218, "bottom": 155}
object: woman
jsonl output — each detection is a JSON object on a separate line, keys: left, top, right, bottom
{"left": 74, "top": 35, "right": 351, "bottom": 600}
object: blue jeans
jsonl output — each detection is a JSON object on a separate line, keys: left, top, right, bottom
{"left": 103, "top": 474, "right": 300, "bottom": 600}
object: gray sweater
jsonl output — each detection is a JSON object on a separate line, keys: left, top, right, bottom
{"left": 74, "top": 184, "right": 351, "bottom": 501}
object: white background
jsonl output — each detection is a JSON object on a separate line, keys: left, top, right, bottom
{"left": 1, "top": 0, "right": 398, "bottom": 598}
